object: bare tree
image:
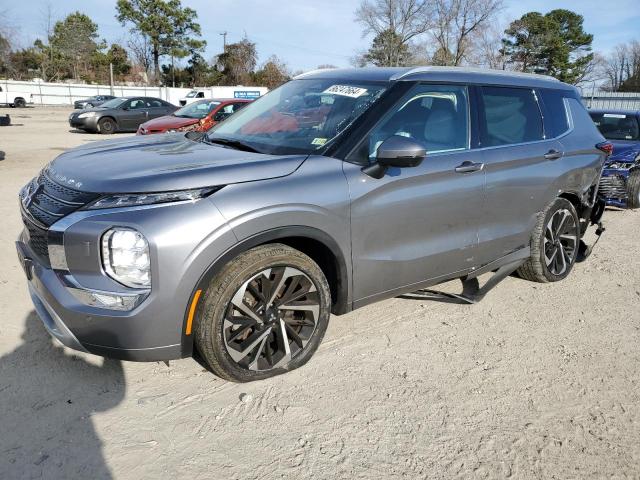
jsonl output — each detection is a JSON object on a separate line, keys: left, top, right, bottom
{"left": 127, "top": 33, "right": 153, "bottom": 84}
{"left": 599, "top": 40, "right": 640, "bottom": 91}
{"left": 430, "top": 0, "right": 503, "bottom": 66}
{"left": 37, "top": 2, "right": 57, "bottom": 81}
{"left": 355, "top": 0, "right": 434, "bottom": 59}
{"left": 467, "top": 23, "right": 508, "bottom": 69}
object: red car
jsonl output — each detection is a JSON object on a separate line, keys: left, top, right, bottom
{"left": 136, "top": 98, "right": 251, "bottom": 135}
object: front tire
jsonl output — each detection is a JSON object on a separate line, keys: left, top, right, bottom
{"left": 518, "top": 198, "right": 580, "bottom": 283}
{"left": 98, "top": 117, "right": 116, "bottom": 134}
{"left": 195, "top": 244, "right": 331, "bottom": 382}
{"left": 626, "top": 170, "right": 640, "bottom": 209}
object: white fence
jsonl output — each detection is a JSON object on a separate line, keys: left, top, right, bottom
{"left": 1, "top": 79, "right": 267, "bottom": 106}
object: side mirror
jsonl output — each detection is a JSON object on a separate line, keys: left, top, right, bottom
{"left": 362, "top": 135, "right": 426, "bottom": 179}
{"left": 122, "top": 106, "right": 129, "bottom": 111}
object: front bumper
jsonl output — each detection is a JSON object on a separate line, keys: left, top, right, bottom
{"left": 16, "top": 198, "right": 238, "bottom": 361}
{"left": 68, "top": 114, "right": 99, "bottom": 131}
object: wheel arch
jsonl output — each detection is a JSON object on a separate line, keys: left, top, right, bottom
{"left": 98, "top": 115, "right": 118, "bottom": 130}
{"left": 180, "top": 226, "right": 352, "bottom": 357}
{"left": 558, "top": 191, "right": 582, "bottom": 213}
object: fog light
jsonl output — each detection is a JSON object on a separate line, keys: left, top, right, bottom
{"left": 68, "top": 288, "right": 146, "bottom": 311}
{"left": 102, "top": 228, "right": 151, "bottom": 288}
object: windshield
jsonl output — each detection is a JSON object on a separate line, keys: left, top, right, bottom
{"left": 100, "top": 98, "right": 127, "bottom": 109}
{"left": 590, "top": 112, "right": 640, "bottom": 141}
{"left": 174, "top": 100, "right": 220, "bottom": 119}
{"left": 207, "top": 79, "right": 388, "bottom": 155}
{"left": 186, "top": 91, "right": 199, "bottom": 98}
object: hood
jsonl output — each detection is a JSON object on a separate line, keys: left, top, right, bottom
{"left": 608, "top": 141, "right": 640, "bottom": 163}
{"left": 47, "top": 133, "right": 307, "bottom": 193}
{"left": 69, "top": 106, "right": 108, "bottom": 115}
{"left": 139, "top": 115, "right": 198, "bottom": 131}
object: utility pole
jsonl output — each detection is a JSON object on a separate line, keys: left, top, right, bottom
{"left": 220, "top": 31, "right": 228, "bottom": 53}
{"left": 109, "top": 63, "right": 114, "bottom": 96}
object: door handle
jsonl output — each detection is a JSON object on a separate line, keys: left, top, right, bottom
{"left": 455, "top": 161, "right": 485, "bottom": 173}
{"left": 544, "top": 149, "right": 563, "bottom": 160}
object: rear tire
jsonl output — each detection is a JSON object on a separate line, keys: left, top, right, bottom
{"left": 14, "top": 98, "right": 26, "bottom": 108}
{"left": 626, "top": 170, "right": 640, "bottom": 209}
{"left": 518, "top": 198, "right": 580, "bottom": 283}
{"left": 98, "top": 117, "right": 116, "bottom": 134}
{"left": 194, "top": 244, "right": 331, "bottom": 382}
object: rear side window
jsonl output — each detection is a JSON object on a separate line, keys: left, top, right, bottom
{"left": 540, "top": 89, "right": 570, "bottom": 137}
{"left": 479, "top": 87, "right": 543, "bottom": 147}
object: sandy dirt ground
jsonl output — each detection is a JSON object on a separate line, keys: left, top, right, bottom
{"left": 0, "top": 107, "right": 639, "bottom": 479}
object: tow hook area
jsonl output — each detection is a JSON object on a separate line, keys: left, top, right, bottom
{"left": 576, "top": 195, "right": 606, "bottom": 263}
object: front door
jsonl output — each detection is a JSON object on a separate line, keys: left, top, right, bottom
{"left": 119, "top": 98, "right": 148, "bottom": 130}
{"left": 345, "top": 83, "right": 485, "bottom": 304}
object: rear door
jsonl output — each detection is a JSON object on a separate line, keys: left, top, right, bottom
{"left": 345, "top": 83, "right": 485, "bottom": 304}
{"left": 475, "top": 86, "right": 564, "bottom": 264}
{"left": 146, "top": 98, "right": 173, "bottom": 120}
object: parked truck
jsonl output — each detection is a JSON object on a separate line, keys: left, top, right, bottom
{"left": 0, "top": 85, "right": 33, "bottom": 107}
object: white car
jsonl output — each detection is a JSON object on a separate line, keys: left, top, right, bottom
{"left": 0, "top": 86, "right": 33, "bottom": 108}
{"left": 178, "top": 89, "right": 208, "bottom": 106}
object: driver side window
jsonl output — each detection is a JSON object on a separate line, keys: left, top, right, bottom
{"left": 127, "top": 99, "right": 146, "bottom": 109}
{"left": 358, "top": 84, "right": 469, "bottom": 163}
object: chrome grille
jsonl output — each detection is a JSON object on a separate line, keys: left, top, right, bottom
{"left": 598, "top": 174, "right": 628, "bottom": 199}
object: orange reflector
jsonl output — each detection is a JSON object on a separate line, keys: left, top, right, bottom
{"left": 185, "top": 289, "right": 202, "bottom": 335}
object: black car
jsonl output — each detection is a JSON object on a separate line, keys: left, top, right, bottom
{"left": 73, "top": 95, "right": 116, "bottom": 110}
{"left": 69, "top": 97, "right": 177, "bottom": 134}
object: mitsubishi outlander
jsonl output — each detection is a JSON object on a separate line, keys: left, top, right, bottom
{"left": 17, "top": 67, "right": 608, "bottom": 382}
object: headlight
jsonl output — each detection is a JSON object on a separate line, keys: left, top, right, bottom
{"left": 102, "top": 228, "right": 151, "bottom": 288}
{"left": 85, "top": 187, "right": 219, "bottom": 209}
{"left": 78, "top": 111, "right": 97, "bottom": 118}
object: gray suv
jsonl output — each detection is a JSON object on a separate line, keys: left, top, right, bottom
{"left": 17, "top": 67, "right": 608, "bottom": 382}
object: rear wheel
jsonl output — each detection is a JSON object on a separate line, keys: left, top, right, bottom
{"left": 195, "top": 244, "right": 331, "bottom": 382}
{"left": 13, "top": 98, "right": 26, "bottom": 108}
{"left": 518, "top": 198, "right": 580, "bottom": 283}
{"left": 627, "top": 170, "right": 640, "bottom": 209}
{"left": 98, "top": 117, "right": 116, "bottom": 134}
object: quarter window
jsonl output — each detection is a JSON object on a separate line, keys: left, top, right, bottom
{"left": 480, "top": 87, "right": 543, "bottom": 147}
{"left": 540, "top": 89, "right": 571, "bottom": 137}
{"left": 360, "top": 84, "right": 469, "bottom": 162}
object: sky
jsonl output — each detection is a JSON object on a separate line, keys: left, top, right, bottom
{"left": 1, "top": 0, "right": 639, "bottom": 73}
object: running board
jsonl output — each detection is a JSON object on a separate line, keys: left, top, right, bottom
{"left": 399, "top": 247, "right": 530, "bottom": 305}
{"left": 576, "top": 221, "right": 605, "bottom": 263}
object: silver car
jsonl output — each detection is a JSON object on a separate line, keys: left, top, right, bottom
{"left": 17, "top": 67, "right": 608, "bottom": 382}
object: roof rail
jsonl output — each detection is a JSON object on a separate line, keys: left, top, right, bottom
{"left": 294, "top": 68, "right": 337, "bottom": 79}
{"left": 390, "top": 66, "right": 560, "bottom": 82}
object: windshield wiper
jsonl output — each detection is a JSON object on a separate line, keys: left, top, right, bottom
{"left": 205, "top": 137, "right": 261, "bottom": 153}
